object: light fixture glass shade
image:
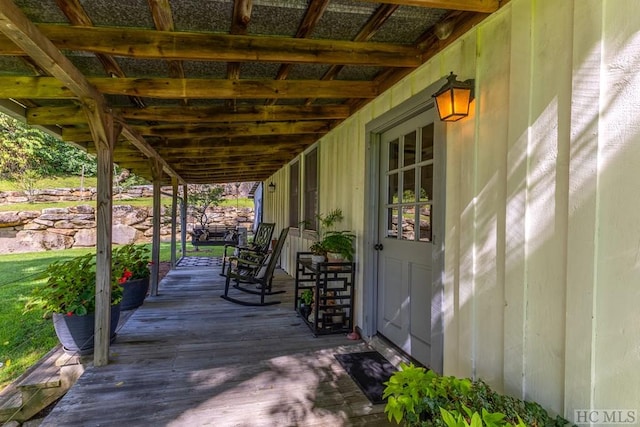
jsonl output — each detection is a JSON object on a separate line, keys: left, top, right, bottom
{"left": 267, "top": 182, "right": 276, "bottom": 193}
{"left": 433, "top": 73, "right": 474, "bottom": 122}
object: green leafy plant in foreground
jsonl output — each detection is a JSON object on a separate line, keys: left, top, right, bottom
{"left": 383, "top": 363, "right": 572, "bottom": 427}
{"left": 25, "top": 253, "right": 123, "bottom": 316}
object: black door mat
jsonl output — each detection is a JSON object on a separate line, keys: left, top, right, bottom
{"left": 334, "top": 351, "right": 397, "bottom": 404}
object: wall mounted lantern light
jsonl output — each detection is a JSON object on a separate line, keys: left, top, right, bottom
{"left": 267, "top": 182, "right": 276, "bottom": 193}
{"left": 432, "top": 72, "right": 475, "bottom": 122}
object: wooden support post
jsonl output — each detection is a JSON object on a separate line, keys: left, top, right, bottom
{"left": 181, "top": 184, "right": 188, "bottom": 258}
{"left": 149, "top": 159, "right": 163, "bottom": 296}
{"left": 84, "top": 103, "right": 121, "bottom": 367}
{"left": 171, "top": 176, "right": 178, "bottom": 268}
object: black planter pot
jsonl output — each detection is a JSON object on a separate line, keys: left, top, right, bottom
{"left": 299, "top": 303, "right": 311, "bottom": 320}
{"left": 120, "top": 277, "right": 150, "bottom": 310}
{"left": 52, "top": 304, "right": 121, "bottom": 356}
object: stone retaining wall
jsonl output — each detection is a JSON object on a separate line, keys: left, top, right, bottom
{"left": 0, "top": 185, "right": 156, "bottom": 204}
{"left": 0, "top": 204, "right": 254, "bottom": 254}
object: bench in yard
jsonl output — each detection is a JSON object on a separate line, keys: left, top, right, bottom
{"left": 190, "top": 225, "right": 238, "bottom": 250}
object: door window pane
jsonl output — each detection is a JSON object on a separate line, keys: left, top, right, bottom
{"left": 401, "top": 206, "right": 416, "bottom": 241}
{"left": 421, "top": 124, "right": 434, "bottom": 161}
{"left": 419, "top": 165, "right": 433, "bottom": 202}
{"left": 388, "top": 173, "right": 398, "bottom": 204}
{"left": 389, "top": 139, "right": 399, "bottom": 171}
{"left": 419, "top": 205, "right": 432, "bottom": 242}
{"left": 402, "top": 169, "right": 415, "bottom": 203}
{"left": 403, "top": 131, "right": 416, "bottom": 166}
{"left": 386, "top": 208, "right": 399, "bottom": 238}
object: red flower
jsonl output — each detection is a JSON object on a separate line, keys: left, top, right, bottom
{"left": 66, "top": 311, "right": 74, "bottom": 317}
{"left": 119, "top": 268, "right": 133, "bottom": 284}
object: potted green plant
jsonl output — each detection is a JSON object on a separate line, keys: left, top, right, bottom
{"left": 113, "top": 244, "right": 151, "bottom": 310}
{"left": 309, "top": 241, "right": 327, "bottom": 264}
{"left": 26, "top": 252, "right": 123, "bottom": 355}
{"left": 322, "top": 230, "right": 356, "bottom": 262}
{"left": 299, "top": 289, "right": 313, "bottom": 320}
{"left": 311, "top": 208, "right": 355, "bottom": 263}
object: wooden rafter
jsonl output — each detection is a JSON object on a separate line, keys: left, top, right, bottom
{"left": 0, "top": 77, "right": 378, "bottom": 99}
{"left": 305, "top": 3, "right": 398, "bottom": 105}
{"left": 27, "top": 104, "right": 351, "bottom": 125}
{"left": 64, "top": 120, "right": 334, "bottom": 142}
{"left": 356, "top": 0, "right": 498, "bottom": 13}
{"left": 227, "top": 0, "right": 252, "bottom": 82}
{"left": 0, "top": 25, "right": 422, "bottom": 68}
{"left": 54, "top": 0, "right": 145, "bottom": 108}
{"left": 265, "top": 0, "right": 330, "bottom": 106}
{"left": 147, "top": 0, "right": 187, "bottom": 105}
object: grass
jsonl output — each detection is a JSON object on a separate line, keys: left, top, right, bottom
{"left": 0, "top": 176, "right": 98, "bottom": 192}
{"left": 0, "top": 242, "right": 223, "bottom": 390}
{"left": 0, "top": 196, "right": 253, "bottom": 212}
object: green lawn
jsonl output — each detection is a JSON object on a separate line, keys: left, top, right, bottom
{"left": 0, "top": 242, "right": 224, "bottom": 390}
{"left": 0, "top": 196, "right": 253, "bottom": 212}
{"left": 0, "top": 176, "right": 99, "bottom": 192}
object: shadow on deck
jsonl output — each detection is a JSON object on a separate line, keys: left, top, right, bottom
{"left": 39, "top": 260, "right": 395, "bottom": 426}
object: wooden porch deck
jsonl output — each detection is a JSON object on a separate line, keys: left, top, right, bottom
{"left": 40, "top": 260, "right": 396, "bottom": 426}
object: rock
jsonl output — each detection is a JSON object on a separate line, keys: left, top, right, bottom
{"left": 34, "top": 218, "right": 55, "bottom": 227}
{"left": 74, "top": 228, "right": 96, "bottom": 247}
{"left": 69, "top": 205, "right": 94, "bottom": 214}
{"left": 23, "top": 222, "right": 49, "bottom": 230}
{"left": 49, "top": 228, "right": 77, "bottom": 237}
{"left": 15, "top": 230, "right": 74, "bottom": 251}
{"left": 18, "top": 210, "right": 40, "bottom": 220}
{"left": 54, "top": 219, "right": 95, "bottom": 229}
{"left": 112, "top": 224, "right": 141, "bottom": 245}
{"left": 113, "top": 205, "right": 148, "bottom": 226}
{"left": 0, "top": 228, "right": 18, "bottom": 238}
{"left": 0, "top": 211, "right": 22, "bottom": 228}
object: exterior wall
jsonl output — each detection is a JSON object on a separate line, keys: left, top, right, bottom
{"left": 264, "top": 0, "right": 640, "bottom": 420}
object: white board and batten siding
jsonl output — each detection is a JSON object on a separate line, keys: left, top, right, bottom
{"left": 264, "top": 0, "right": 640, "bottom": 421}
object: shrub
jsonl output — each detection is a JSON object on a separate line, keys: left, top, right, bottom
{"left": 383, "top": 363, "right": 573, "bottom": 427}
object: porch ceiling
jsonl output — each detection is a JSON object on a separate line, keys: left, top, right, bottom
{"left": 0, "top": 0, "right": 497, "bottom": 184}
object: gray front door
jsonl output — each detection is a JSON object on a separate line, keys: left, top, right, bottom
{"left": 376, "top": 107, "right": 440, "bottom": 366}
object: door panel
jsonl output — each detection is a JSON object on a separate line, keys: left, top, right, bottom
{"left": 376, "top": 108, "right": 437, "bottom": 366}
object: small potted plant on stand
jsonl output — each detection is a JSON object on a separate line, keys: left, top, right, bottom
{"left": 299, "top": 289, "right": 313, "bottom": 320}
{"left": 311, "top": 208, "right": 355, "bottom": 264}
{"left": 309, "top": 241, "right": 326, "bottom": 265}
{"left": 26, "top": 253, "right": 123, "bottom": 355}
{"left": 113, "top": 244, "right": 151, "bottom": 310}
{"left": 322, "top": 230, "right": 355, "bottom": 263}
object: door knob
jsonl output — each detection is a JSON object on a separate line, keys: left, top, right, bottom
{"left": 374, "top": 243, "right": 384, "bottom": 251}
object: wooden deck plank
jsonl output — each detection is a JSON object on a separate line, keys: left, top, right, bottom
{"left": 40, "top": 265, "right": 395, "bottom": 426}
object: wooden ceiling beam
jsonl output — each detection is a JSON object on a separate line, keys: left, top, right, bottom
{"left": 27, "top": 104, "right": 350, "bottom": 125}
{"left": 65, "top": 120, "right": 333, "bottom": 141}
{"left": 356, "top": 0, "right": 498, "bottom": 13}
{"left": 0, "top": 24, "right": 422, "bottom": 67}
{"left": 110, "top": 143, "right": 307, "bottom": 157}
{"left": 0, "top": 77, "right": 378, "bottom": 99}
{"left": 148, "top": 134, "right": 319, "bottom": 149}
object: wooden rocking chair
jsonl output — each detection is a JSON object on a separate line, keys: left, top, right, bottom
{"left": 220, "top": 222, "right": 275, "bottom": 276}
{"left": 221, "top": 227, "right": 289, "bottom": 306}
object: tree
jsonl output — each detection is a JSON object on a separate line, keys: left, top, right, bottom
{"left": 0, "top": 112, "right": 97, "bottom": 179}
{"left": 187, "top": 184, "right": 226, "bottom": 229}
